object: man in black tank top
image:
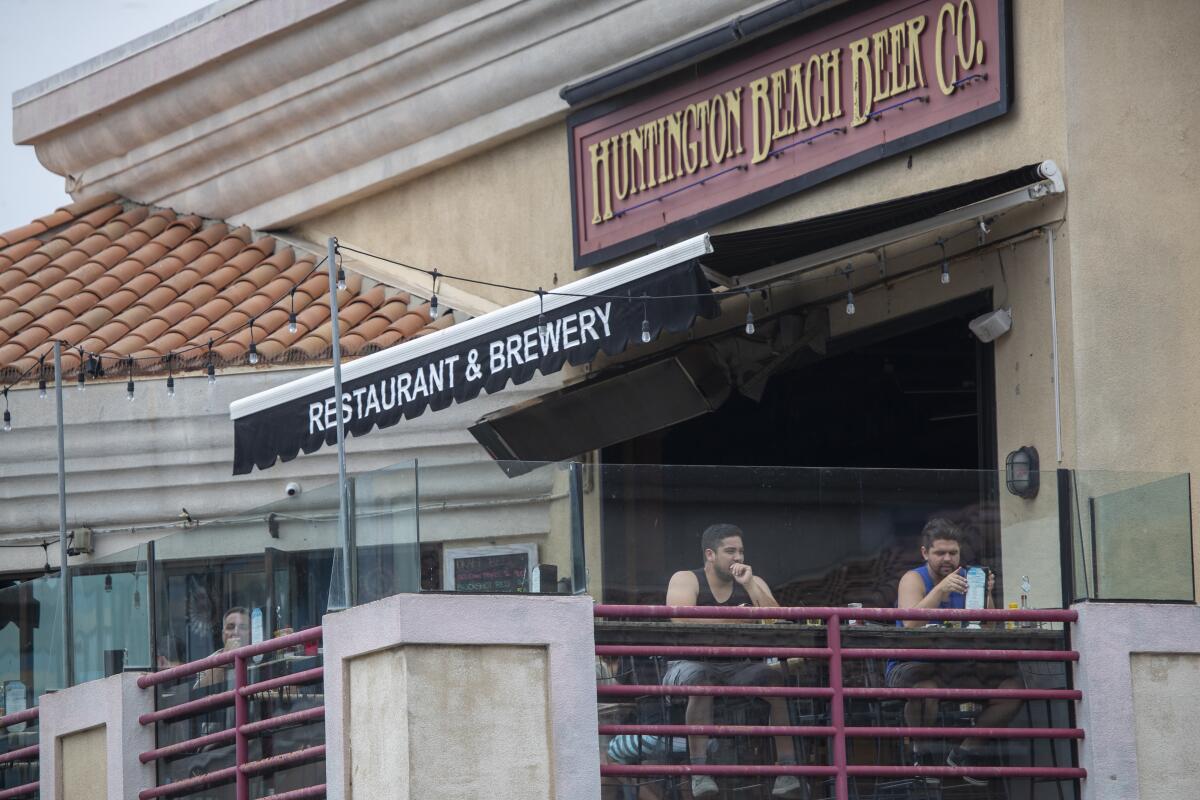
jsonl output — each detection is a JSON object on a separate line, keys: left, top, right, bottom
{"left": 661, "top": 524, "right": 804, "bottom": 799}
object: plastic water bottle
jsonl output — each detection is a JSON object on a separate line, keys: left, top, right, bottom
{"left": 965, "top": 567, "right": 986, "bottom": 628}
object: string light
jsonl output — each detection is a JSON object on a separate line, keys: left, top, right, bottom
{"left": 288, "top": 287, "right": 298, "bottom": 334}
{"left": 38, "top": 355, "right": 47, "bottom": 399}
{"left": 938, "top": 239, "right": 950, "bottom": 285}
{"left": 247, "top": 320, "right": 260, "bottom": 365}
{"left": 165, "top": 354, "right": 175, "bottom": 398}
{"left": 429, "top": 269, "right": 440, "bottom": 318}
{"left": 207, "top": 339, "right": 216, "bottom": 384}
{"left": 2, "top": 388, "right": 10, "bottom": 432}
{"left": 640, "top": 296, "right": 652, "bottom": 343}
{"left": 536, "top": 288, "right": 547, "bottom": 335}
{"left": 76, "top": 348, "right": 86, "bottom": 392}
{"left": 744, "top": 289, "right": 755, "bottom": 335}
{"left": 125, "top": 358, "right": 135, "bottom": 402}
{"left": 845, "top": 289, "right": 856, "bottom": 316}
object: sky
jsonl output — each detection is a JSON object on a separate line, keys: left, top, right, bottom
{"left": 0, "top": 0, "right": 213, "bottom": 232}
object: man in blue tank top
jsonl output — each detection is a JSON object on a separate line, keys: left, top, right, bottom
{"left": 890, "top": 518, "right": 1022, "bottom": 784}
{"left": 661, "top": 523, "right": 804, "bottom": 799}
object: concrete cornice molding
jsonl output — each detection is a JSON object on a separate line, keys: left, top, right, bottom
{"left": 14, "top": 0, "right": 761, "bottom": 230}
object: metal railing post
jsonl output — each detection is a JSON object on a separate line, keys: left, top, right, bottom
{"left": 53, "top": 340, "right": 73, "bottom": 687}
{"left": 234, "top": 654, "right": 249, "bottom": 800}
{"left": 827, "top": 613, "right": 847, "bottom": 799}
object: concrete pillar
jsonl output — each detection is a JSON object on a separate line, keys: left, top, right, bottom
{"left": 322, "top": 593, "right": 600, "bottom": 800}
{"left": 1072, "top": 602, "right": 1200, "bottom": 800}
{"left": 37, "top": 672, "right": 155, "bottom": 800}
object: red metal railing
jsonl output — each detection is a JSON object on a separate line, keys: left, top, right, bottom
{"left": 0, "top": 707, "right": 39, "bottom": 800}
{"left": 595, "top": 604, "right": 1085, "bottom": 798}
{"left": 136, "top": 627, "right": 326, "bottom": 800}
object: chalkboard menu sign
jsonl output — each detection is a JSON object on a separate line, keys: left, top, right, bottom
{"left": 443, "top": 544, "right": 537, "bottom": 593}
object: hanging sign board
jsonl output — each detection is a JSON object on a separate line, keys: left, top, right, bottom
{"left": 568, "top": 0, "right": 1011, "bottom": 267}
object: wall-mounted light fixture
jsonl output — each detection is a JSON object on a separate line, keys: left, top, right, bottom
{"left": 1006, "top": 445, "right": 1040, "bottom": 498}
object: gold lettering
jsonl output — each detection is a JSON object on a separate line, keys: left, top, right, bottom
{"left": 681, "top": 104, "right": 699, "bottom": 174}
{"left": 639, "top": 121, "right": 659, "bottom": 188}
{"left": 849, "top": 37, "right": 873, "bottom": 126}
{"left": 708, "top": 95, "right": 728, "bottom": 164}
{"left": 907, "top": 15, "right": 928, "bottom": 89}
{"left": 789, "top": 63, "right": 809, "bottom": 132}
{"left": 665, "top": 111, "right": 683, "bottom": 181}
{"left": 749, "top": 77, "right": 772, "bottom": 164}
{"left": 628, "top": 127, "right": 645, "bottom": 193}
{"left": 957, "top": 0, "right": 983, "bottom": 69}
{"left": 771, "top": 69, "right": 794, "bottom": 140}
{"left": 693, "top": 103, "right": 711, "bottom": 169}
{"left": 872, "top": 30, "right": 890, "bottom": 104}
{"left": 821, "top": 49, "right": 842, "bottom": 120}
{"left": 889, "top": 23, "right": 906, "bottom": 95}
{"left": 656, "top": 118, "right": 668, "bottom": 183}
{"left": 935, "top": 2, "right": 957, "bottom": 95}
{"left": 804, "top": 54, "right": 822, "bottom": 128}
{"left": 588, "top": 138, "right": 613, "bottom": 224}
{"left": 613, "top": 131, "right": 631, "bottom": 201}
{"left": 724, "top": 88, "right": 744, "bottom": 157}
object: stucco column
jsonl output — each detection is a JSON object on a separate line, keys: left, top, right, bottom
{"left": 1072, "top": 602, "right": 1200, "bottom": 800}
{"left": 37, "top": 672, "right": 156, "bottom": 800}
{"left": 321, "top": 592, "right": 600, "bottom": 800}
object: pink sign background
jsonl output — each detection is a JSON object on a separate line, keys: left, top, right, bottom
{"left": 568, "top": 0, "right": 1010, "bottom": 267}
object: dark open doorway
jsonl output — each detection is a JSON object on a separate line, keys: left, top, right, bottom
{"left": 610, "top": 291, "right": 996, "bottom": 471}
{"left": 599, "top": 292, "right": 1001, "bottom": 604}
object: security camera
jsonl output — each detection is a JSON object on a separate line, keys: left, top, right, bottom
{"left": 968, "top": 308, "right": 1012, "bottom": 343}
{"left": 285, "top": 482, "right": 302, "bottom": 497}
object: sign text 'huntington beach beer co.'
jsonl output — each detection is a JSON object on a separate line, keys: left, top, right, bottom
{"left": 568, "top": 0, "right": 1012, "bottom": 266}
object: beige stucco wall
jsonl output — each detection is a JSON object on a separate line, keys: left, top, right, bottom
{"left": 58, "top": 725, "right": 106, "bottom": 800}
{"left": 1059, "top": 0, "right": 1200, "bottom": 591}
{"left": 1130, "top": 652, "right": 1200, "bottom": 798}
{"left": 348, "top": 643, "right": 551, "bottom": 799}
{"left": 297, "top": 124, "right": 574, "bottom": 310}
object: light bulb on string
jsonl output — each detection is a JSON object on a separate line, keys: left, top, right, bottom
{"left": 845, "top": 289, "right": 856, "bottom": 316}
{"left": 938, "top": 238, "right": 950, "bottom": 285}
{"left": 288, "top": 288, "right": 298, "bottom": 334}
{"left": 165, "top": 354, "right": 175, "bottom": 398}
{"left": 536, "top": 288, "right": 547, "bottom": 336}
{"left": 126, "top": 359, "right": 135, "bottom": 402}
{"left": 2, "top": 389, "right": 10, "bottom": 432}
{"left": 207, "top": 340, "right": 216, "bottom": 384}
{"left": 76, "top": 348, "right": 86, "bottom": 392}
{"left": 38, "top": 379, "right": 47, "bottom": 399}
{"left": 429, "top": 269, "right": 440, "bottom": 318}
{"left": 166, "top": 376, "right": 175, "bottom": 398}
{"left": 640, "top": 296, "right": 652, "bottom": 343}
{"left": 744, "top": 289, "right": 755, "bottom": 335}
{"left": 38, "top": 356, "right": 47, "bottom": 399}
{"left": 247, "top": 321, "right": 260, "bottom": 365}
{"left": 336, "top": 250, "right": 347, "bottom": 291}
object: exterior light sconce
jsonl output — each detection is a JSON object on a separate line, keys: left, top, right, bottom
{"left": 1006, "top": 445, "right": 1040, "bottom": 498}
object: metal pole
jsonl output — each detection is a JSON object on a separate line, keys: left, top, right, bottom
{"left": 328, "top": 237, "right": 355, "bottom": 607}
{"left": 54, "top": 340, "right": 73, "bottom": 687}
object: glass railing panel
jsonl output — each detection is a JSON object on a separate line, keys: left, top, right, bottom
{"left": 151, "top": 476, "right": 343, "bottom": 670}
{"left": 1, "top": 573, "right": 61, "bottom": 792}
{"left": 351, "top": 458, "right": 419, "bottom": 603}
{"left": 414, "top": 459, "right": 579, "bottom": 593}
{"left": 1068, "top": 470, "right": 1194, "bottom": 602}
{"left": 592, "top": 465, "right": 1065, "bottom": 615}
{"left": 71, "top": 543, "right": 150, "bottom": 683}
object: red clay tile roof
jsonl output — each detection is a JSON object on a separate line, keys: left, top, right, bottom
{"left": 0, "top": 195, "right": 445, "bottom": 385}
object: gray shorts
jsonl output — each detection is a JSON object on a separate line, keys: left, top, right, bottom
{"left": 662, "top": 659, "right": 783, "bottom": 687}
{"left": 886, "top": 660, "right": 1021, "bottom": 688}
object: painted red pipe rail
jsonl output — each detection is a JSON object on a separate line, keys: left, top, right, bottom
{"left": 0, "top": 706, "right": 38, "bottom": 800}
{"left": 0, "top": 782, "right": 40, "bottom": 800}
{"left": 137, "top": 626, "right": 326, "bottom": 800}
{"left": 595, "top": 604, "right": 1084, "bottom": 796}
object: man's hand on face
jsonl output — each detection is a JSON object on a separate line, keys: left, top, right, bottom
{"left": 729, "top": 563, "right": 754, "bottom": 586}
{"left": 936, "top": 568, "right": 968, "bottom": 597}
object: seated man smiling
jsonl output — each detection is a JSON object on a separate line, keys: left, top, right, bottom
{"left": 664, "top": 523, "right": 803, "bottom": 800}
{"left": 889, "top": 518, "right": 1022, "bottom": 785}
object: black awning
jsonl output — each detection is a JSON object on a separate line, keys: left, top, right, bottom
{"left": 702, "top": 163, "right": 1051, "bottom": 280}
{"left": 229, "top": 235, "right": 718, "bottom": 474}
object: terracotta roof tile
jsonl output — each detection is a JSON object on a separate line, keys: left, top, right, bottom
{"left": 1, "top": 200, "right": 454, "bottom": 384}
